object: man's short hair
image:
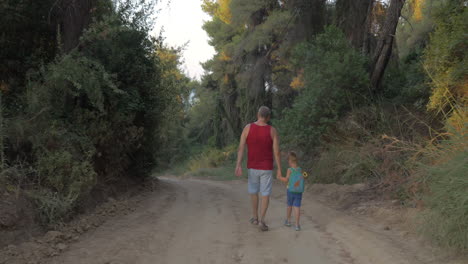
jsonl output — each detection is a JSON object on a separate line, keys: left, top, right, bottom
{"left": 258, "top": 106, "right": 271, "bottom": 119}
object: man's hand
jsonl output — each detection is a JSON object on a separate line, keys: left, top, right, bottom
{"left": 276, "top": 170, "right": 283, "bottom": 180}
{"left": 235, "top": 165, "right": 243, "bottom": 177}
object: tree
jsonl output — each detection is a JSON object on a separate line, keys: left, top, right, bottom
{"left": 370, "top": 0, "right": 406, "bottom": 91}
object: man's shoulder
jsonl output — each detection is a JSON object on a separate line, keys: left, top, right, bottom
{"left": 270, "top": 126, "right": 277, "bottom": 135}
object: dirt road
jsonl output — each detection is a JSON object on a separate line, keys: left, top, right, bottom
{"left": 49, "top": 177, "right": 450, "bottom": 264}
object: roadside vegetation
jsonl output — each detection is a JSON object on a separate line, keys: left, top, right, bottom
{"left": 0, "top": 0, "right": 191, "bottom": 227}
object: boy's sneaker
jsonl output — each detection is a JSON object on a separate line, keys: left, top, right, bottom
{"left": 295, "top": 225, "right": 301, "bottom": 231}
{"left": 284, "top": 220, "right": 291, "bottom": 227}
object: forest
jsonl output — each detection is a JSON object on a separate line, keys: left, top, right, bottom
{"left": 0, "top": 0, "right": 467, "bottom": 254}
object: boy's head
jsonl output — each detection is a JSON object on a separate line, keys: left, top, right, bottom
{"left": 288, "top": 151, "right": 298, "bottom": 166}
{"left": 257, "top": 106, "right": 271, "bottom": 122}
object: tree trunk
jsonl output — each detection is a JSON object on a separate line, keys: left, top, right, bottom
{"left": 336, "top": 0, "right": 374, "bottom": 51}
{"left": 60, "top": 0, "right": 95, "bottom": 52}
{"left": 370, "top": 0, "right": 405, "bottom": 91}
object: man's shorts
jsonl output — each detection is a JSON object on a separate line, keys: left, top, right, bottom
{"left": 287, "top": 190, "right": 303, "bottom": 207}
{"left": 248, "top": 169, "right": 273, "bottom": 196}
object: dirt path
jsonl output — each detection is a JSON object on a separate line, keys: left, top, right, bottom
{"left": 48, "top": 177, "right": 456, "bottom": 264}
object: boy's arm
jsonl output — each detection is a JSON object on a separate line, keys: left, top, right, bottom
{"left": 280, "top": 168, "right": 291, "bottom": 183}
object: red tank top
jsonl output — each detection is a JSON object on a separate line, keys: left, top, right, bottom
{"left": 246, "top": 123, "right": 273, "bottom": 170}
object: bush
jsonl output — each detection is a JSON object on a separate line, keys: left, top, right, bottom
{"left": 420, "top": 128, "right": 468, "bottom": 252}
{"left": 29, "top": 190, "right": 77, "bottom": 227}
{"left": 37, "top": 150, "right": 96, "bottom": 200}
{"left": 188, "top": 144, "right": 237, "bottom": 172}
{"left": 424, "top": 1, "right": 467, "bottom": 116}
{"left": 278, "top": 26, "right": 369, "bottom": 149}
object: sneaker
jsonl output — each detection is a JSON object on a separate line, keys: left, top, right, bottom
{"left": 284, "top": 220, "right": 291, "bottom": 227}
{"left": 295, "top": 225, "right": 301, "bottom": 231}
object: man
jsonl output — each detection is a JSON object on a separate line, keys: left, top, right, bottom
{"left": 235, "top": 106, "right": 282, "bottom": 231}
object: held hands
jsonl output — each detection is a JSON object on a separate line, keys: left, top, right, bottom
{"left": 276, "top": 170, "right": 285, "bottom": 182}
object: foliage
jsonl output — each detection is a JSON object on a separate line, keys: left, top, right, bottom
{"left": 1, "top": 0, "right": 192, "bottom": 225}
{"left": 381, "top": 50, "right": 431, "bottom": 106}
{"left": 187, "top": 144, "right": 237, "bottom": 172}
{"left": 278, "top": 26, "right": 369, "bottom": 149}
{"left": 420, "top": 127, "right": 468, "bottom": 251}
{"left": 312, "top": 143, "right": 380, "bottom": 184}
{"left": 424, "top": 0, "right": 467, "bottom": 118}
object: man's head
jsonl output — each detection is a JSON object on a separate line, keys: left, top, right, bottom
{"left": 257, "top": 106, "right": 271, "bottom": 122}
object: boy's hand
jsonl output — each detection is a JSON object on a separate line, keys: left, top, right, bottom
{"left": 235, "top": 165, "right": 242, "bottom": 177}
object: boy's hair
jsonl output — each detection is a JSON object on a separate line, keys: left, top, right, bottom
{"left": 288, "top": 151, "right": 297, "bottom": 162}
{"left": 258, "top": 106, "right": 271, "bottom": 119}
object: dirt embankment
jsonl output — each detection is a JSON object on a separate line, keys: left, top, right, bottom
{"left": 0, "top": 182, "right": 156, "bottom": 264}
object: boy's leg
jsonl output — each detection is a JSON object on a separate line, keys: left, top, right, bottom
{"left": 293, "top": 193, "right": 302, "bottom": 226}
{"left": 287, "top": 206, "right": 292, "bottom": 222}
{"left": 293, "top": 206, "right": 301, "bottom": 226}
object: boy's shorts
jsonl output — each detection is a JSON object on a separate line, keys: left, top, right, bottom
{"left": 248, "top": 169, "right": 273, "bottom": 196}
{"left": 287, "top": 190, "right": 303, "bottom": 207}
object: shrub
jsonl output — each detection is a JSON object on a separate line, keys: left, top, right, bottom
{"left": 424, "top": 1, "right": 467, "bottom": 116}
{"left": 29, "top": 190, "right": 77, "bottom": 226}
{"left": 420, "top": 127, "right": 468, "bottom": 252}
{"left": 311, "top": 143, "right": 380, "bottom": 184}
{"left": 188, "top": 144, "right": 237, "bottom": 172}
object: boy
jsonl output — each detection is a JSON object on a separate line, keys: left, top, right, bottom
{"left": 278, "top": 151, "right": 306, "bottom": 231}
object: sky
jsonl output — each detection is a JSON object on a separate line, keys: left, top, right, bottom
{"left": 153, "top": 0, "right": 215, "bottom": 80}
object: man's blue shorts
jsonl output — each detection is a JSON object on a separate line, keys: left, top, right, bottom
{"left": 287, "top": 190, "right": 303, "bottom": 207}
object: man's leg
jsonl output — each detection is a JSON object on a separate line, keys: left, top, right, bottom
{"left": 259, "top": 170, "right": 273, "bottom": 224}
{"left": 251, "top": 194, "right": 259, "bottom": 220}
{"left": 248, "top": 169, "right": 260, "bottom": 222}
{"left": 260, "top": 195, "right": 270, "bottom": 222}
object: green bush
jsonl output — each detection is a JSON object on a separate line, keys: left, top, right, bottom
{"left": 420, "top": 128, "right": 468, "bottom": 252}
{"left": 29, "top": 190, "right": 77, "bottom": 226}
{"left": 37, "top": 150, "right": 96, "bottom": 199}
{"left": 188, "top": 144, "right": 237, "bottom": 172}
{"left": 278, "top": 26, "right": 369, "bottom": 149}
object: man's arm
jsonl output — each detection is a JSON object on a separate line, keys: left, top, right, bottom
{"left": 235, "top": 125, "right": 250, "bottom": 177}
{"left": 271, "top": 127, "right": 282, "bottom": 179}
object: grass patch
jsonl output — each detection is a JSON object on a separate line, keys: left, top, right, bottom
{"left": 310, "top": 143, "right": 380, "bottom": 184}
{"left": 155, "top": 144, "right": 240, "bottom": 181}
{"left": 419, "top": 128, "right": 468, "bottom": 252}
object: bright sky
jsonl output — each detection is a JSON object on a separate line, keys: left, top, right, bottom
{"left": 153, "top": 0, "right": 215, "bottom": 80}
